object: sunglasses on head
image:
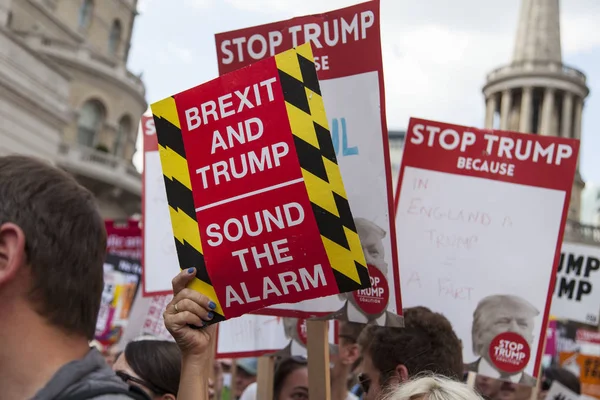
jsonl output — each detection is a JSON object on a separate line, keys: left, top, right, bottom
{"left": 116, "top": 370, "right": 171, "bottom": 395}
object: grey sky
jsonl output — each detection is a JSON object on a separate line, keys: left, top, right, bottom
{"left": 128, "top": 0, "right": 600, "bottom": 188}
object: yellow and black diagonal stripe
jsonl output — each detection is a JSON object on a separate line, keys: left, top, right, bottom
{"left": 151, "top": 97, "right": 225, "bottom": 324}
{"left": 275, "top": 43, "right": 370, "bottom": 293}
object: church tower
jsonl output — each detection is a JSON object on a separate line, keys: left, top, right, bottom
{"left": 482, "top": 0, "right": 589, "bottom": 221}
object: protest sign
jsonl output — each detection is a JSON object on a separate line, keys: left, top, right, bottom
{"left": 552, "top": 243, "right": 600, "bottom": 325}
{"left": 215, "top": 0, "right": 402, "bottom": 326}
{"left": 546, "top": 381, "right": 580, "bottom": 400}
{"left": 216, "top": 314, "right": 336, "bottom": 358}
{"left": 95, "top": 254, "right": 142, "bottom": 345}
{"left": 105, "top": 219, "right": 142, "bottom": 261}
{"left": 395, "top": 118, "right": 579, "bottom": 385}
{"left": 141, "top": 114, "right": 180, "bottom": 296}
{"left": 151, "top": 42, "right": 369, "bottom": 322}
{"left": 580, "top": 354, "right": 600, "bottom": 399}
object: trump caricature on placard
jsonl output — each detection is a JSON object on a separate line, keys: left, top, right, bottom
{"left": 330, "top": 218, "right": 403, "bottom": 327}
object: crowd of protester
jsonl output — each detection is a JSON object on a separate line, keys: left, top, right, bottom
{"left": 0, "top": 154, "right": 585, "bottom": 400}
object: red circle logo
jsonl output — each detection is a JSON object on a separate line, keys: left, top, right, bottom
{"left": 296, "top": 319, "right": 308, "bottom": 345}
{"left": 352, "top": 265, "right": 389, "bottom": 315}
{"left": 488, "top": 332, "right": 531, "bottom": 374}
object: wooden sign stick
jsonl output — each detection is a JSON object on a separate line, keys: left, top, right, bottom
{"left": 257, "top": 356, "right": 275, "bottom": 400}
{"left": 307, "top": 320, "right": 331, "bottom": 400}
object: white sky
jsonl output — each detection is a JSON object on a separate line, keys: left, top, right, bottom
{"left": 128, "top": 0, "right": 600, "bottom": 188}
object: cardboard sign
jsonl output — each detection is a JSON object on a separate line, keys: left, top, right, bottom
{"left": 141, "top": 114, "right": 181, "bottom": 296}
{"left": 215, "top": 0, "right": 402, "bottom": 325}
{"left": 151, "top": 43, "right": 369, "bottom": 322}
{"left": 118, "top": 292, "right": 175, "bottom": 350}
{"left": 215, "top": 314, "right": 336, "bottom": 358}
{"left": 105, "top": 219, "right": 142, "bottom": 261}
{"left": 546, "top": 381, "right": 580, "bottom": 400}
{"left": 396, "top": 118, "right": 579, "bottom": 385}
{"left": 552, "top": 243, "right": 600, "bottom": 325}
{"left": 95, "top": 254, "right": 142, "bottom": 345}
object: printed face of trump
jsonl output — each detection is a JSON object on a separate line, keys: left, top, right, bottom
{"left": 474, "top": 297, "right": 537, "bottom": 363}
{"left": 355, "top": 218, "right": 387, "bottom": 276}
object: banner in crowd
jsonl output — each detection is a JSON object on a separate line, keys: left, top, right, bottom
{"left": 151, "top": 43, "right": 369, "bottom": 322}
{"left": 546, "top": 381, "right": 580, "bottom": 400}
{"left": 141, "top": 114, "right": 180, "bottom": 296}
{"left": 395, "top": 118, "right": 579, "bottom": 385}
{"left": 552, "top": 242, "right": 600, "bottom": 325}
{"left": 105, "top": 219, "right": 142, "bottom": 260}
{"left": 214, "top": 0, "right": 402, "bottom": 326}
{"left": 95, "top": 254, "right": 142, "bottom": 345}
{"left": 579, "top": 354, "right": 600, "bottom": 400}
{"left": 216, "top": 314, "right": 336, "bottom": 358}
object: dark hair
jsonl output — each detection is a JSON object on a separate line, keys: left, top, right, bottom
{"left": 274, "top": 356, "right": 308, "bottom": 399}
{"left": 543, "top": 366, "right": 580, "bottom": 394}
{"left": 0, "top": 155, "right": 106, "bottom": 339}
{"left": 125, "top": 340, "right": 182, "bottom": 395}
{"left": 358, "top": 306, "right": 464, "bottom": 388}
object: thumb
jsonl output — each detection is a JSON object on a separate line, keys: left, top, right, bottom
{"left": 172, "top": 267, "right": 196, "bottom": 295}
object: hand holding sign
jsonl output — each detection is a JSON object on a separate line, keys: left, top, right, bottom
{"left": 164, "top": 268, "right": 217, "bottom": 358}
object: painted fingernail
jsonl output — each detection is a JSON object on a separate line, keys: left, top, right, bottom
{"left": 207, "top": 311, "right": 214, "bottom": 319}
{"left": 209, "top": 301, "right": 216, "bottom": 310}
{"left": 187, "top": 268, "right": 195, "bottom": 274}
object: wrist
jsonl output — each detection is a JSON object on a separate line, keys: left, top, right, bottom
{"left": 182, "top": 353, "right": 212, "bottom": 369}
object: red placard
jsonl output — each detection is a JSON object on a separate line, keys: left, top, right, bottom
{"left": 214, "top": 0, "right": 402, "bottom": 323}
{"left": 105, "top": 219, "right": 142, "bottom": 261}
{"left": 152, "top": 43, "right": 369, "bottom": 320}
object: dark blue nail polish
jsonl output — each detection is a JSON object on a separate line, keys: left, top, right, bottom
{"left": 207, "top": 311, "right": 214, "bottom": 319}
{"left": 209, "top": 301, "right": 216, "bottom": 310}
{"left": 187, "top": 267, "right": 194, "bottom": 274}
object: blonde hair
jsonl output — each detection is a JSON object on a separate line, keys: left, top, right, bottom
{"left": 383, "top": 375, "right": 484, "bottom": 400}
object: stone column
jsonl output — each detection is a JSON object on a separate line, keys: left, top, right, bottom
{"left": 500, "top": 90, "right": 512, "bottom": 130}
{"left": 573, "top": 97, "right": 584, "bottom": 170}
{"left": 519, "top": 87, "right": 533, "bottom": 133}
{"left": 561, "top": 92, "right": 573, "bottom": 138}
{"left": 540, "top": 88, "right": 555, "bottom": 135}
{"left": 0, "top": 0, "right": 12, "bottom": 26}
{"left": 485, "top": 95, "right": 497, "bottom": 129}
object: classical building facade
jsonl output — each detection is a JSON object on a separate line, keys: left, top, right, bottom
{"left": 0, "top": 0, "right": 145, "bottom": 218}
{"left": 482, "top": 0, "right": 599, "bottom": 245}
{"left": 482, "top": 0, "right": 588, "bottom": 222}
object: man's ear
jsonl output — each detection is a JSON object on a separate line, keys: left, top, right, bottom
{"left": 0, "top": 223, "right": 27, "bottom": 288}
{"left": 160, "top": 394, "right": 176, "bottom": 400}
{"left": 394, "top": 364, "right": 409, "bottom": 382}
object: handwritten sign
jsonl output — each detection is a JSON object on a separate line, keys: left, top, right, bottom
{"left": 396, "top": 118, "right": 579, "bottom": 385}
{"left": 142, "top": 114, "right": 180, "bottom": 296}
{"left": 151, "top": 43, "right": 369, "bottom": 321}
{"left": 215, "top": 0, "right": 402, "bottom": 325}
{"left": 552, "top": 243, "right": 600, "bottom": 325}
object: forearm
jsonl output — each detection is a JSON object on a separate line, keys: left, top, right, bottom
{"left": 178, "top": 355, "right": 212, "bottom": 400}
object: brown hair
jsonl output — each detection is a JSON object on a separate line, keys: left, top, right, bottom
{"left": 358, "top": 306, "right": 464, "bottom": 388}
{"left": 0, "top": 155, "right": 106, "bottom": 339}
{"left": 125, "top": 340, "right": 182, "bottom": 395}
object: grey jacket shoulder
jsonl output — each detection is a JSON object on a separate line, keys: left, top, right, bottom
{"left": 32, "top": 348, "right": 133, "bottom": 400}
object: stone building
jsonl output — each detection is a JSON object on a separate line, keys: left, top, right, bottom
{"left": 0, "top": 0, "right": 145, "bottom": 218}
{"left": 482, "top": 0, "right": 588, "bottom": 222}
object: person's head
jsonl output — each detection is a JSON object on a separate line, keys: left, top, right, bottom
{"left": 235, "top": 358, "right": 258, "bottom": 398}
{"left": 382, "top": 375, "right": 484, "bottom": 400}
{"left": 331, "top": 321, "right": 363, "bottom": 383}
{"left": 274, "top": 356, "right": 308, "bottom": 400}
{"left": 355, "top": 218, "right": 387, "bottom": 275}
{"left": 474, "top": 375, "right": 502, "bottom": 400}
{"left": 472, "top": 295, "right": 539, "bottom": 360}
{"left": 358, "top": 306, "right": 464, "bottom": 400}
{"left": 113, "top": 340, "right": 181, "bottom": 400}
{"left": 0, "top": 155, "right": 105, "bottom": 340}
{"left": 538, "top": 367, "right": 581, "bottom": 400}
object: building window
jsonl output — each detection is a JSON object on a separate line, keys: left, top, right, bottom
{"left": 78, "top": 0, "right": 94, "bottom": 29}
{"left": 115, "top": 115, "right": 131, "bottom": 156}
{"left": 108, "top": 19, "right": 122, "bottom": 55}
{"left": 77, "top": 100, "right": 105, "bottom": 148}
